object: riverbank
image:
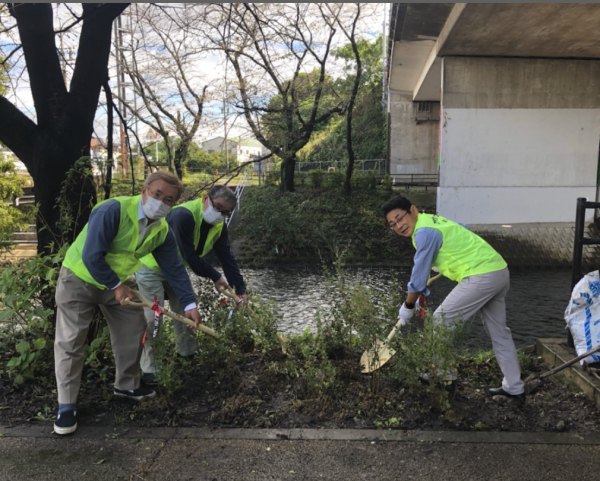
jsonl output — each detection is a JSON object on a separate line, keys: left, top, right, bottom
{"left": 229, "top": 184, "right": 434, "bottom": 266}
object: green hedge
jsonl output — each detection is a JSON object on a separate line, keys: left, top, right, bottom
{"left": 235, "top": 177, "right": 414, "bottom": 265}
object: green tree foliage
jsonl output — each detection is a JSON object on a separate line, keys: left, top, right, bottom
{"left": 0, "top": 159, "right": 29, "bottom": 252}
{"left": 298, "top": 36, "right": 386, "bottom": 163}
{"left": 144, "top": 140, "right": 232, "bottom": 173}
{"left": 236, "top": 178, "right": 412, "bottom": 264}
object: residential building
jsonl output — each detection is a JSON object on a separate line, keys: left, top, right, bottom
{"left": 201, "top": 136, "right": 267, "bottom": 163}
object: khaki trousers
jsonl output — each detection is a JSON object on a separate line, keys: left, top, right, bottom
{"left": 433, "top": 267, "right": 524, "bottom": 395}
{"left": 135, "top": 264, "right": 196, "bottom": 374}
{"left": 54, "top": 267, "right": 146, "bottom": 404}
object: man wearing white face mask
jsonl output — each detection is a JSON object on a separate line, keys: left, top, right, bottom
{"left": 53, "top": 171, "right": 202, "bottom": 436}
{"left": 136, "top": 185, "right": 248, "bottom": 385}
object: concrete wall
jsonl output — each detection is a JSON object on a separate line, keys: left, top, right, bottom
{"left": 388, "top": 91, "right": 440, "bottom": 175}
{"left": 439, "top": 57, "right": 600, "bottom": 224}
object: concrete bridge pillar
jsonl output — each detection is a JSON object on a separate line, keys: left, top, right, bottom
{"left": 438, "top": 57, "right": 600, "bottom": 224}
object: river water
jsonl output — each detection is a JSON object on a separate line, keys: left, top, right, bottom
{"left": 240, "top": 266, "right": 573, "bottom": 351}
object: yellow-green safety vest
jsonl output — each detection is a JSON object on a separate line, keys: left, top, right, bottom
{"left": 411, "top": 213, "right": 506, "bottom": 283}
{"left": 140, "top": 198, "right": 223, "bottom": 271}
{"left": 63, "top": 195, "right": 170, "bottom": 289}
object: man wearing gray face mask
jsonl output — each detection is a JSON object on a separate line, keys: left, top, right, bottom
{"left": 135, "top": 184, "right": 248, "bottom": 385}
{"left": 53, "top": 171, "right": 202, "bottom": 436}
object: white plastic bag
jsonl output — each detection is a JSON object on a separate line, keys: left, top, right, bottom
{"left": 564, "top": 270, "right": 600, "bottom": 365}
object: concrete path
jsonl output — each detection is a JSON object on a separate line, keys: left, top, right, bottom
{"left": 2, "top": 424, "right": 600, "bottom": 480}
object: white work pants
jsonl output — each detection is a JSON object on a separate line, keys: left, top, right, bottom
{"left": 434, "top": 267, "right": 525, "bottom": 395}
{"left": 135, "top": 264, "right": 196, "bottom": 374}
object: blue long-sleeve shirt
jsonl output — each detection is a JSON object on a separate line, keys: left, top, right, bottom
{"left": 166, "top": 207, "right": 247, "bottom": 295}
{"left": 407, "top": 222, "right": 471, "bottom": 295}
{"left": 81, "top": 199, "right": 196, "bottom": 308}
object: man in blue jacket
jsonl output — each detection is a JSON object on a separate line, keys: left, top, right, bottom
{"left": 136, "top": 185, "right": 247, "bottom": 385}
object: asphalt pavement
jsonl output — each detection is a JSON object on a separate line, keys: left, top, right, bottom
{"left": 2, "top": 424, "right": 600, "bottom": 480}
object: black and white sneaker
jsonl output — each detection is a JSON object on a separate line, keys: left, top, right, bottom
{"left": 54, "top": 410, "right": 77, "bottom": 435}
{"left": 114, "top": 386, "right": 156, "bottom": 401}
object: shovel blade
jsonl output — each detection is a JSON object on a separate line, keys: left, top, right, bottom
{"left": 360, "top": 340, "right": 396, "bottom": 373}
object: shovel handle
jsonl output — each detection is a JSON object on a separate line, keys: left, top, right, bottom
{"left": 124, "top": 289, "right": 219, "bottom": 338}
{"left": 540, "top": 343, "right": 600, "bottom": 379}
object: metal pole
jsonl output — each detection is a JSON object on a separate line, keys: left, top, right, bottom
{"left": 382, "top": 4, "right": 387, "bottom": 105}
{"left": 572, "top": 197, "right": 587, "bottom": 289}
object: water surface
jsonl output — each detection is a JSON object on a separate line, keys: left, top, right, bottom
{"left": 240, "top": 266, "right": 572, "bottom": 350}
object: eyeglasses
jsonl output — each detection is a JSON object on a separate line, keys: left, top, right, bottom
{"left": 388, "top": 210, "right": 410, "bottom": 230}
{"left": 146, "top": 188, "right": 176, "bottom": 207}
{"left": 208, "top": 194, "right": 233, "bottom": 217}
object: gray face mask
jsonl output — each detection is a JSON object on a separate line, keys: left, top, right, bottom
{"left": 203, "top": 204, "right": 225, "bottom": 225}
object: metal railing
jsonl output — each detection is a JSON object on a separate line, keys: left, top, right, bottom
{"left": 569, "top": 197, "right": 600, "bottom": 347}
{"left": 295, "top": 159, "right": 385, "bottom": 174}
{"left": 572, "top": 197, "right": 600, "bottom": 289}
{"left": 392, "top": 173, "right": 438, "bottom": 188}
{"left": 226, "top": 168, "right": 250, "bottom": 227}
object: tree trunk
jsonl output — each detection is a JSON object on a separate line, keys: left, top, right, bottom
{"left": 0, "top": 3, "right": 130, "bottom": 255}
{"left": 32, "top": 138, "right": 97, "bottom": 256}
{"left": 174, "top": 141, "right": 190, "bottom": 180}
{"left": 280, "top": 155, "right": 296, "bottom": 193}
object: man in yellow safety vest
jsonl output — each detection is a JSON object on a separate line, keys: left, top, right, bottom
{"left": 382, "top": 195, "right": 525, "bottom": 403}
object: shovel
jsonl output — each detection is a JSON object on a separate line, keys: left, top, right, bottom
{"left": 360, "top": 272, "right": 442, "bottom": 373}
{"left": 218, "top": 285, "right": 289, "bottom": 354}
{"left": 124, "top": 289, "right": 220, "bottom": 338}
{"left": 524, "top": 343, "right": 600, "bottom": 393}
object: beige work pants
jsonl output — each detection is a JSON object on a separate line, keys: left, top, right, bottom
{"left": 54, "top": 267, "right": 146, "bottom": 404}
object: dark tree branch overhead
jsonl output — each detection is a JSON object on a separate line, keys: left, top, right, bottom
{"left": 0, "top": 94, "right": 38, "bottom": 162}
{"left": 0, "top": 3, "right": 131, "bottom": 257}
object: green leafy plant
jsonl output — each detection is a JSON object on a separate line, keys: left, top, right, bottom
{"left": 389, "top": 310, "right": 467, "bottom": 406}
{"left": 308, "top": 169, "right": 324, "bottom": 188}
{"left": 283, "top": 327, "right": 336, "bottom": 398}
{"left": 6, "top": 337, "right": 48, "bottom": 384}
{"left": 0, "top": 158, "right": 29, "bottom": 253}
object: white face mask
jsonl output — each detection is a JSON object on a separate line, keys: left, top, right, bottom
{"left": 142, "top": 195, "right": 172, "bottom": 220}
{"left": 203, "top": 204, "right": 225, "bottom": 225}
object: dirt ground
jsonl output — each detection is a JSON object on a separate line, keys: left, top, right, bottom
{"left": 1, "top": 344, "right": 599, "bottom": 434}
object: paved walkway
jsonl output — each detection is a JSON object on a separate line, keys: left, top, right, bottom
{"left": 1, "top": 425, "right": 599, "bottom": 480}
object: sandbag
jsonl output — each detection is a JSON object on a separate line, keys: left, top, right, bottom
{"left": 564, "top": 270, "right": 600, "bottom": 365}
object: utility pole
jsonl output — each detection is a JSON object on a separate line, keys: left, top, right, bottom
{"left": 223, "top": 69, "right": 229, "bottom": 172}
{"left": 382, "top": 4, "right": 387, "bottom": 108}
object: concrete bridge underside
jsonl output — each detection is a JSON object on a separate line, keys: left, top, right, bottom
{"left": 388, "top": 3, "right": 600, "bottom": 225}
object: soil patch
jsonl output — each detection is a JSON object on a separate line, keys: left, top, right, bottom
{"left": 1, "top": 345, "right": 599, "bottom": 434}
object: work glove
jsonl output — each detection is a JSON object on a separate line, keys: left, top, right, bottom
{"left": 398, "top": 303, "right": 415, "bottom": 326}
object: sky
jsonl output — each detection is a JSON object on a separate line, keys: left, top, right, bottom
{"left": 0, "top": 3, "right": 389, "bottom": 150}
